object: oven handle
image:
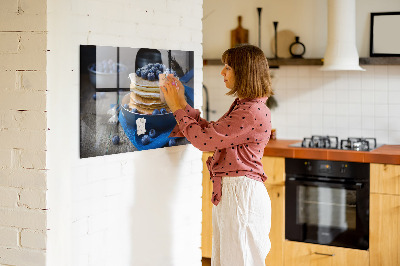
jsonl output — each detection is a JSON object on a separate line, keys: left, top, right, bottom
{"left": 286, "top": 177, "right": 364, "bottom": 189}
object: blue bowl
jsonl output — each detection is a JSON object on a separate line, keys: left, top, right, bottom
{"left": 120, "top": 85, "right": 194, "bottom": 131}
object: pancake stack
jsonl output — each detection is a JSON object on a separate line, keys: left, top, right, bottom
{"left": 129, "top": 63, "right": 174, "bottom": 114}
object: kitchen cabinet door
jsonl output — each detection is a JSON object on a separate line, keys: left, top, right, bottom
{"left": 262, "top": 156, "right": 285, "bottom": 186}
{"left": 370, "top": 163, "right": 400, "bottom": 195}
{"left": 202, "top": 152, "right": 213, "bottom": 258}
{"left": 284, "top": 241, "right": 369, "bottom": 266}
{"left": 264, "top": 184, "right": 285, "bottom": 266}
{"left": 370, "top": 193, "right": 400, "bottom": 266}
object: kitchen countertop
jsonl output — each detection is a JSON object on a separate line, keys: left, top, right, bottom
{"left": 263, "top": 139, "right": 400, "bottom": 165}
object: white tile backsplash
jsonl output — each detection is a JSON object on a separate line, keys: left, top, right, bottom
{"left": 388, "top": 75, "right": 400, "bottom": 91}
{"left": 374, "top": 90, "right": 388, "bottom": 104}
{"left": 388, "top": 91, "right": 400, "bottom": 104}
{"left": 389, "top": 117, "right": 400, "bottom": 131}
{"left": 204, "top": 64, "right": 400, "bottom": 144}
{"left": 374, "top": 77, "right": 388, "bottom": 91}
{"left": 389, "top": 131, "right": 400, "bottom": 143}
{"left": 375, "top": 104, "right": 388, "bottom": 117}
{"left": 389, "top": 104, "right": 400, "bottom": 117}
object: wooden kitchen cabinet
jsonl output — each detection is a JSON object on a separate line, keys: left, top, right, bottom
{"left": 201, "top": 154, "right": 286, "bottom": 265}
{"left": 370, "top": 193, "right": 400, "bottom": 266}
{"left": 370, "top": 163, "right": 400, "bottom": 266}
{"left": 264, "top": 184, "right": 285, "bottom": 266}
{"left": 202, "top": 152, "right": 213, "bottom": 258}
{"left": 284, "top": 241, "right": 369, "bottom": 266}
{"left": 370, "top": 163, "right": 400, "bottom": 195}
{"left": 261, "top": 156, "right": 285, "bottom": 186}
{"left": 262, "top": 156, "right": 285, "bottom": 266}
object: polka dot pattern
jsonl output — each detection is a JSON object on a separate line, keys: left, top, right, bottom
{"left": 169, "top": 97, "right": 272, "bottom": 206}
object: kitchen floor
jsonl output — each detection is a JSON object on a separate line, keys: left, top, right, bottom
{"left": 202, "top": 257, "right": 211, "bottom": 266}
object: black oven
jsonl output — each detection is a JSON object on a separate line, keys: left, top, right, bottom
{"left": 285, "top": 158, "right": 369, "bottom": 250}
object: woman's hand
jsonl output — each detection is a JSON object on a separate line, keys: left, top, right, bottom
{"left": 160, "top": 76, "right": 187, "bottom": 113}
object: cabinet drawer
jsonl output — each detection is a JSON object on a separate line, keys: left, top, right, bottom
{"left": 284, "top": 241, "right": 369, "bottom": 266}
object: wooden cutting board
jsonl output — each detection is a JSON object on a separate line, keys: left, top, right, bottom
{"left": 231, "top": 16, "right": 249, "bottom": 48}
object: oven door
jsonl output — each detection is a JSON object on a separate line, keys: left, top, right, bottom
{"left": 285, "top": 177, "right": 369, "bottom": 250}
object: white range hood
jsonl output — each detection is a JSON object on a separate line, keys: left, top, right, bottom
{"left": 320, "top": 0, "right": 365, "bottom": 71}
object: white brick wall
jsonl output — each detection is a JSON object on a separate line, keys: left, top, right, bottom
{"left": 0, "top": 0, "right": 48, "bottom": 265}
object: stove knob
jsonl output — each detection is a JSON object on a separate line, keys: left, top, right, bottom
{"left": 305, "top": 162, "right": 312, "bottom": 171}
{"left": 340, "top": 164, "right": 347, "bottom": 174}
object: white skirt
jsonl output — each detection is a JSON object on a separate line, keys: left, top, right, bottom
{"left": 212, "top": 176, "right": 271, "bottom": 266}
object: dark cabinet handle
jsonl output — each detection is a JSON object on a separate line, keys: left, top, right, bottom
{"left": 314, "top": 252, "right": 335, "bottom": 257}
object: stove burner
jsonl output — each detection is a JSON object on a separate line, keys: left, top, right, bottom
{"left": 294, "top": 136, "right": 379, "bottom": 151}
{"left": 340, "top": 137, "right": 377, "bottom": 151}
{"left": 301, "top": 135, "right": 339, "bottom": 149}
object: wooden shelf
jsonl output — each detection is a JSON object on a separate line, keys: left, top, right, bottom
{"left": 203, "top": 58, "right": 323, "bottom": 67}
{"left": 359, "top": 57, "right": 400, "bottom": 65}
{"left": 268, "top": 58, "right": 322, "bottom": 67}
{"left": 203, "top": 57, "right": 400, "bottom": 67}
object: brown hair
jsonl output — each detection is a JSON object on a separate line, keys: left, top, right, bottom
{"left": 221, "top": 44, "right": 273, "bottom": 99}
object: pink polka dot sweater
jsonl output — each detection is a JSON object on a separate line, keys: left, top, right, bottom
{"left": 170, "top": 97, "right": 272, "bottom": 206}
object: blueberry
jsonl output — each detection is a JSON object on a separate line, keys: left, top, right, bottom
{"left": 123, "top": 104, "right": 129, "bottom": 109}
{"left": 131, "top": 108, "right": 138, "bottom": 113}
{"left": 168, "top": 139, "right": 177, "bottom": 147}
{"left": 147, "top": 63, "right": 154, "bottom": 68}
{"left": 152, "top": 109, "right": 160, "bottom": 115}
{"left": 156, "top": 70, "right": 162, "bottom": 80}
{"left": 160, "top": 108, "right": 167, "bottom": 114}
{"left": 149, "top": 129, "right": 157, "bottom": 138}
{"left": 136, "top": 69, "right": 141, "bottom": 76}
{"left": 141, "top": 70, "right": 149, "bottom": 79}
{"left": 148, "top": 72, "right": 155, "bottom": 81}
{"left": 92, "top": 94, "right": 96, "bottom": 100}
{"left": 141, "top": 135, "right": 150, "bottom": 145}
{"left": 112, "top": 135, "right": 120, "bottom": 145}
{"left": 164, "top": 68, "right": 171, "bottom": 74}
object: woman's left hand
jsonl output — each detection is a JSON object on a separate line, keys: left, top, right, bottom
{"left": 160, "top": 76, "right": 187, "bottom": 113}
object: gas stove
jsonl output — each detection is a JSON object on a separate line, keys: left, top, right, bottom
{"left": 289, "top": 135, "right": 381, "bottom": 151}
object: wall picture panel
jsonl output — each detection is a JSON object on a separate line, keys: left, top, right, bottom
{"left": 80, "top": 45, "right": 194, "bottom": 158}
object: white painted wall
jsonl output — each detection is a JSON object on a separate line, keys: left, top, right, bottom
{"left": 46, "top": 1, "right": 203, "bottom": 266}
{"left": 203, "top": 0, "right": 400, "bottom": 58}
{"left": 203, "top": 0, "right": 400, "bottom": 145}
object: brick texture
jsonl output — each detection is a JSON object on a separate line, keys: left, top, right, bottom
{"left": 21, "top": 229, "right": 46, "bottom": 250}
{"left": 0, "top": 0, "right": 47, "bottom": 264}
{"left": 0, "top": 187, "right": 19, "bottom": 208}
{"left": 0, "top": 227, "right": 19, "bottom": 247}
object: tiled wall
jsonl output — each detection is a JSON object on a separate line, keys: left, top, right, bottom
{"left": 203, "top": 65, "right": 400, "bottom": 144}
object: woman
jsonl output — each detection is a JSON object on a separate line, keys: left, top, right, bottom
{"left": 161, "top": 44, "right": 273, "bottom": 266}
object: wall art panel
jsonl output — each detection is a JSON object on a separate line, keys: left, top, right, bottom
{"left": 80, "top": 45, "right": 194, "bottom": 158}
